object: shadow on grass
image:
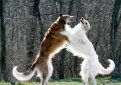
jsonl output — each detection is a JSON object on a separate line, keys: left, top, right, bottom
{"left": 96, "top": 76, "right": 121, "bottom": 84}
{"left": 50, "top": 78, "right": 82, "bottom": 82}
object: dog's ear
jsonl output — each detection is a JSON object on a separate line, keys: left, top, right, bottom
{"left": 60, "top": 14, "right": 62, "bottom": 17}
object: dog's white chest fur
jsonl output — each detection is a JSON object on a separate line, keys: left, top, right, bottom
{"left": 64, "top": 18, "right": 115, "bottom": 85}
{"left": 66, "top": 26, "right": 96, "bottom": 58}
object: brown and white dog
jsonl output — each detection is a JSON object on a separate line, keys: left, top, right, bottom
{"left": 12, "top": 14, "right": 74, "bottom": 85}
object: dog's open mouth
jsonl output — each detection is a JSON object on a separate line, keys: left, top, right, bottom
{"left": 70, "top": 16, "right": 75, "bottom": 22}
{"left": 80, "top": 17, "right": 84, "bottom": 23}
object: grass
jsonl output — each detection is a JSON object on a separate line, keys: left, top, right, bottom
{"left": 0, "top": 77, "right": 121, "bottom": 85}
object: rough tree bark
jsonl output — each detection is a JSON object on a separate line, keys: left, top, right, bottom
{"left": 33, "top": 0, "right": 44, "bottom": 41}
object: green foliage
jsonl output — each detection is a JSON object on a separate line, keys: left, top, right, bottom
{"left": 0, "top": 80, "right": 5, "bottom": 83}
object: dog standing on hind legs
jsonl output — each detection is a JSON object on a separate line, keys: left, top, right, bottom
{"left": 65, "top": 17, "right": 115, "bottom": 85}
{"left": 12, "top": 14, "right": 75, "bottom": 85}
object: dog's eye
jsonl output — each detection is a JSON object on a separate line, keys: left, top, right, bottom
{"left": 85, "top": 22, "right": 87, "bottom": 25}
{"left": 67, "top": 16, "right": 69, "bottom": 18}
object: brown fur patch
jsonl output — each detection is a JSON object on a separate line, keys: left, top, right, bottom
{"left": 31, "top": 16, "right": 68, "bottom": 70}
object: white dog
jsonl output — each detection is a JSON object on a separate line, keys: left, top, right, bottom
{"left": 63, "top": 17, "right": 115, "bottom": 85}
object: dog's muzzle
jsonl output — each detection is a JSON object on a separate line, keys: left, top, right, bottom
{"left": 70, "top": 16, "right": 75, "bottom": 22}
{"left": 80, "top": 17, "right": 84, "bottom": 23}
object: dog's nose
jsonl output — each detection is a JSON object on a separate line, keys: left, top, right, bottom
{"left": 70, "top": 16, "right": 75, "bottom": 21}
{"left": 81, "top": 17, "right": 84, "bottom": 21}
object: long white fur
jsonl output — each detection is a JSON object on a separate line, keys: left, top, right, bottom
{"left": 12, "top": 66, "right": 36, "bottom": 81}
{"left": 64, "top": 18, "right": 115, "bottom": 85}
{"left": 12, "top": 59, "right": 53, "bottom": 82}
{"left": 12, "top": 52, "right": 40, "bottom": 81}
{"left": 12, "top": 46, "right": 54, "bottom": 83}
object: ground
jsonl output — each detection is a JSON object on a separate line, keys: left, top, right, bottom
{"left": 0, "top": 77, "right": 121, "bottom": 85}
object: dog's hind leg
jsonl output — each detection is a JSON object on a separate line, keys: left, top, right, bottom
{"left": 39, "top": 60, "right": 53, "bottom": 85}
{"left": 36, "top": 67, "right": 43, "bottom": 85}
{"left": 37, "top": 58, "right": 49, "bottom": 85}
{"left": 82, "top": 75, "right": 89, "bottom": 85}
{"left": 90, "top": 75, "right": 97, "bottom": 85}
{"left": 80, "top": 71, "right": 89, "bottom": 85}
{"left": 80, "top": 62, "right": 89, "bottom": 85}
{"left": 41, "top": 63, "right": 48, "bottom": 85}
{"left": 45, "top": 60, "right": 53, "bottom": 85}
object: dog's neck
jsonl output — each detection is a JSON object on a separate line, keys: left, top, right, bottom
{"left": 73, "top": 23, "right": 87, "bottom": 35}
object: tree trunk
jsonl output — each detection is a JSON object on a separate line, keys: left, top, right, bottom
{"left": 0, "top": 0, "right": 8, "bottom": 81}
{"left": 110, "top": 0, "right": 121, "bottom": 77}
{"left": 59, "top": 49, "right": 65, "bottom": 79}
{"left": 33, "top": 0, "right": 44, "bottom": 41}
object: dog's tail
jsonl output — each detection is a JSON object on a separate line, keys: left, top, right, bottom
{"left": 98, "top": 59, "right": 115, "bottom": 75}
{"left": 12, "top": 66, "right": 36, "bottom": 81}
